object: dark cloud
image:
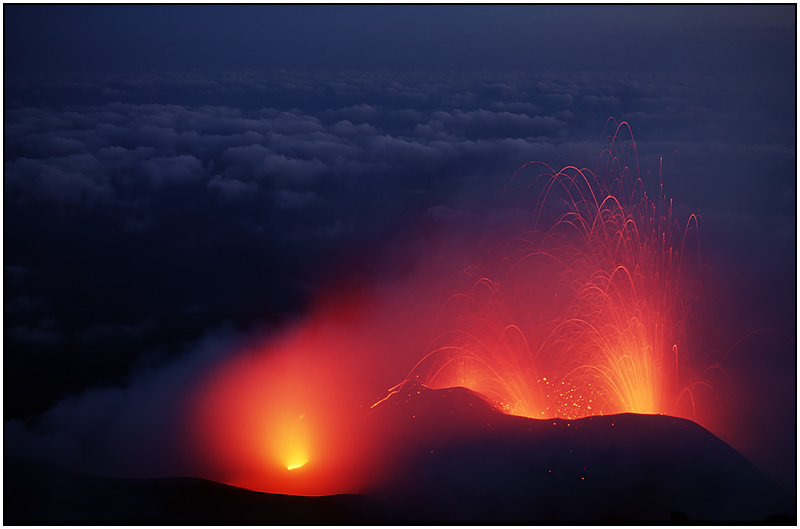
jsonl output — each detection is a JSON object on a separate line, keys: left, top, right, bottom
{"left": 4, "top": 68, "right": 793, "bottom": 335}
{"left": 5, "top": 265, "right": 31, "bottom": 282}
{"left": 4, "top": 326, "right": 245, "bottom": 478}
{"left": 139, "top": 154, "right": 205, "bottom": 189}
{"left": 207, "top": 175, "right": 260, "bottom": 201}
{"left": 4, "top": 295, "right": 48, "bottom": 315}
{"left": 8, "top": 321, "right": 64, "bottom": 348}
{"left": 77, "top": 321, "right": 157, "bottom": 347}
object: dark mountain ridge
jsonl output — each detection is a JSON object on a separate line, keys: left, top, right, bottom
{"left": 365, "top": 381, "right": 794, "bottom": 522}
{"left": 5, "top": 381, "right": 794, "bottom": 523}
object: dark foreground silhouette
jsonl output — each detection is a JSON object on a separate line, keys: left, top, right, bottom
{"left": 5, "top": 383, "right": 795, "bottom": 524}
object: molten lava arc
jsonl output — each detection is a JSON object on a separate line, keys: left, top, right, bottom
{"left": 407, "top": 121, "right": 709, "bottom": 426}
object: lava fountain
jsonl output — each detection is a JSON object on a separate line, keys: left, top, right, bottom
{"left": 187, "top": 121, "right": 729, "bottom": 497}
{"left": 408, "top": 121, "right": 713, "bottom": 423}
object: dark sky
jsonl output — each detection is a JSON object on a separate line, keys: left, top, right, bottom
{"left": 4, "top": 5, "right": 795, "bottom": 75}
{"left": 4, "top": 5, "right": 796, "bottom": 493}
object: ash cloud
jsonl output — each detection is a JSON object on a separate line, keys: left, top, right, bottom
{"left": 4, "top": 326, "right": 246, "bottom": 479}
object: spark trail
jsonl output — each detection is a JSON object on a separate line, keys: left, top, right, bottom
{"left": 408, "top": 121, "right": 710, "bottom": 422}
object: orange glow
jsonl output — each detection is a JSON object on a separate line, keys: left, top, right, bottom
{"left": 184, "top": 278, "right": 448, "bottom": 496}
{"left": 274, "top": 414, "right": 309, "bottom": 470}
{"left": 186, "top": 316, "right": 381, "bottom": 496}
{"left": 406, "top": 121, "right": 715, "bottom": 426}
{"left": 286, "top": 459, "right": 308, "bottom": 471}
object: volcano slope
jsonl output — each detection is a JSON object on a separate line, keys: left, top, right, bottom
{"left": 5, "top": 382, "right": 794, "bottom": 523}
{"left": 4, "top": 455, "right": 373, "bottom": 525}
{"left": 364, "top": 381, "right": 794, "bottom": 523}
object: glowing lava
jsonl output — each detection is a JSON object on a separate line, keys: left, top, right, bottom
{"left": 286, "top": 459, "right": 308, "bottom": 471}
{"left": 274, "top": 414, "right": 310, "bottom": 470}
{"left": 186, "top": 314, "right": 381, "bottom": 496}
{"left": 407, "top": 121, "right": 712, "bottom": 424}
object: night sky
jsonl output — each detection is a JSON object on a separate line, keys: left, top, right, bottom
{"left": 4, "top": 5, "right": 796, "bottom": 496}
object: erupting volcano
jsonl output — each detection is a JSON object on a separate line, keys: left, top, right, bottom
{"left": 409, "top": 121, "right": 711, "bottom": 425}
{"left": 181, "top": 122, "right": 761, "bottom": 506}
{"left": 7, "top": 121, "right": 793, "bottom": 523}
{"left": 6, "top": 5, "right": 795, "bottom": 524}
